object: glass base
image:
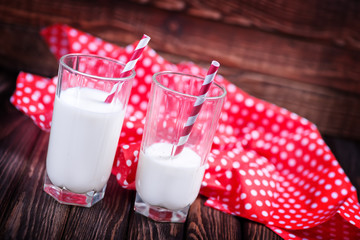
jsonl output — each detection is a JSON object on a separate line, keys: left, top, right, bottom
{"left": 43, "top": 172, "right": 106, "bottom": 207}
{"left": 134, "top": 192, "right": 190, "bottom": 223}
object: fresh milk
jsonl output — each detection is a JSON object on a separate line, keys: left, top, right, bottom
{"left": 135, "top": 142, "right": 205, "bottom": 210}
{"left": 46, "top": 87, "right": 125, "bottom": 194}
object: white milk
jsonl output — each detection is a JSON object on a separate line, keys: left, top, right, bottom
{"left": 135, "top": 142, "right": 205, "bottom": 210}
{"left": 46, "top": 87, "right": 125, "bottom": 194}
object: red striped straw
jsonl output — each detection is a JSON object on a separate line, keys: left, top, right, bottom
{"left": 174, "top": 60, "right": 220, "bottom": 156}
{"left": 105, "top": 34, "right": 151, "bottom": 103}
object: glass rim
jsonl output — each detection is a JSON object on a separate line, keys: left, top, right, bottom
{"left": 59, "top": 53, "right": 136, "bottom": 81}
{"left": 152, "top": 71, "right": 227, "bottom": 100}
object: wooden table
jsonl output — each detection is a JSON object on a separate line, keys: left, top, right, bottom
{"left": 0, "top": 67, "right": 286, "bottom": 239}
{"left": 1, "top": 1, "right": 360, "bottom": 239}
{"left": 1, "top": 67, "right": 360, "bottom": 240}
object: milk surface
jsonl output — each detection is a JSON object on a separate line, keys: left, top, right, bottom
{"left": 46, "top": 87, "right": 125, "bottom": 194}
{"left": 135, "top": 142, "right": 205, "bottom": 210}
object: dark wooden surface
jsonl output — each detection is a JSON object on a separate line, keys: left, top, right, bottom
{"left": 0, "top": 0, "right": 360, "bottom": 139}
{"left": 0, "top": 67, "right": 285, "bottom": 239}
{"left": 1, "top": 65, "right": 360, "bottom": 240}
{"left": 0, "top": 0, "right": 360, "bottom": 239}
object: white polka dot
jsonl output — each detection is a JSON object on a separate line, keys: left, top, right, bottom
{"left": 262, "top": 211, "right": 268, "bottom": 217}
{"left": 24, "top": 87, "right": 32, "bottom": 93}
{"left": 48, "top": 85, "right": 56, "bottom": 93}
{"left": 29, "top": 105, "right": 36, "bottom": 112}
{"left": 104, "top": 43, "right": 114, "bottom": 52}
{"left": 225, "top": 170, "right": 232, "bottom": 179}
{"left": 245, "top": 203, "right": 252, "bottom": 210}
{"left": 143, "top": 57, "right": 152, "bottom": 67}
{"left": 39, "top": 115, "right": 45, "bottom": 121}
{"left": 335, "top": 179, "right": 342, "bottom": 186}
{"left": 266, "top": 109, "right": 274, "bottom": 118}
{"left": 311, "top": 203, "right": 318, "bottom": 209}
{"left": 72, "top": 42, "right": 81, "bottom": 51}
{"left": 245, "top": 179, "right": 252, "bottom": 186}
{"left": 126, "top": 122, "right": 134, "bottom": 128}
{"left": 126, "top": 160, "right": 132, "bottom": 167}
{"left": 133, "top": 150, "right": 139, "bottom": 157}
{"left": 241, "top": 155, "right": 249, "bottom": 162}
{"left": 226, "top": 83, "right": 236, "bottom": 93}
{"left": 255, "top": 103, "right": 265, "bottom": 112}
{"left": 230, "top": 105, "right": 239, "bottom": 114}
{"left": 69, "top": 29, "right": 78, "bottom": 37}
{"left": 151, "top": 64, "right": 160, "bottom": 73}
{"left": 321, "top": 197, "right": 328, "bottom": 203}
{"left": 131, "top": 94, "right": 140, "bottom": 104}
{"left": 43, "top": 95, "right": 51, "bottom": 104}
{"left": 328, "top": 172, "right": 335, "bottom": 178}
{"left": 123, "top": 145, "right": 129, "bottom": 149}
{"left": 286, "top": 143, "right": 295, "bottom": 151}
{"left": 232, "top": 161, "right": 240, "bottom": 169}
{"left": 241, "top": 193, "right": 247, "bottom": 200}
{"left": 245, "top": 98, "right": 254, "bottom": 107}
{"left": 22, "top": 97, "right": 30, "bottom": 104}
{"left": 136, "top": 128, "right": 143, "bottom": 135}
{"left": 235, "top": 93, "right": 244, "bottom": 102}
{"left": 79, "top": 35, "right": 88, "bottom": 44}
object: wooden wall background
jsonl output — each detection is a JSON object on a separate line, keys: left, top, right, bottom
{"left": 0, "top": 0, "right": 359, "bottom": 139}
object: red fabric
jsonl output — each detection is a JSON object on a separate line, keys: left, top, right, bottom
{"left": 10, "top": 24, "right": 360, "bottom": 240}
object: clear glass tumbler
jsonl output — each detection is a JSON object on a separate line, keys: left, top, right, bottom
{"left": 134, "top": 71, "right": 226, "bottom": 222}
{"left": 44, "top": 54, "right": 135, "bottom": 207}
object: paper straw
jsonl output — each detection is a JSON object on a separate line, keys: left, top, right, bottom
{"left": 105, "top": 34, "right": 151, "bottom": 103}
{"left": 174, "top": 60, "right": 220, "bottom": 156}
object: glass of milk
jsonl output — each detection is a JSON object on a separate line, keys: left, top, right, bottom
{"left": 134, "top": 72, "right": 226, "bottom": 222}
{"left": 44, "top": 54, "right": 135, "bottom": 207}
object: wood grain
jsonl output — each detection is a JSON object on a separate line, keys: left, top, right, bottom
{"left": 228, "top": 70, "right": 360, "bottom": 138}
{"left": 185, "top": 197, "right": 242, "bottom": 240}
{"left": 127, "top": 210, "right": 184, "bottom": 239}
{"left": 62, "top": 177, "right": 134, "bottom": 240}
{"left": 0, "top": 109, "right": 70, "bottom": 239}
{"left": 324, "top": 137, "right": 360, "bottom": 196}
{"left": 0, "top": 0, "right": 359, "bottom": 139}
{"left": 0, "top": 0, "right": 359, "bottom": 94}
{"left": 243, "top": 220, "right": 283, "bottom": 240}
{"left": 0, "top": 25, "right": 359, "bottom": 139}
{"left": 132, "top": 0, "right": 360, "bottom": 49}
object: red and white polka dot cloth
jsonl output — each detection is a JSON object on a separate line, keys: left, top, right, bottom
{"left": 10, "top": 24, "right": 360, "bottom": 240}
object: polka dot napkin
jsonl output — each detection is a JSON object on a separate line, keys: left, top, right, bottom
{"left": 10, "top": 24, "right": 360, "bottom": 240}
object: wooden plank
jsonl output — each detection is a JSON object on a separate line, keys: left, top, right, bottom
{"left": 133, "top": 0, "right": 360, "bottom": 49}
{"left": 0, "top": 118, "right": 70, "bottom": 239}
{"left": 0, "top": 25, "right": 359, "bottom": 139}
{"left": 61, "top": 177, "right": 135, "bottom": 239}
{"left": 185, "top": 196, "right": 242, "bottom": 239}
{"left": 324, "top": 136, "right": 360, "bottom": 198}
{"left": 0, "top": 0, "right": 359, "bottom": 94}
{"left": 242, "top": 220, "right": 283, "bottom": 240}
{"left": 0, "top": 23, "right": 58, "bottom": 77}
{"left": 226, "top": 70, "right": 360, "bottom": 139}
{"left": 127, "top": 208, "right": 184, "bottom": 239}
{"left": 0, "top": 14, "right": 359, "bottom": 139}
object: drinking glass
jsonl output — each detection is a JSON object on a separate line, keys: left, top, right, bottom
{"left": 134, "top": 71, "right": 226, "bottom": 222}
{"left": 44, "top": 54, "right": 135, "bottom": 207}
